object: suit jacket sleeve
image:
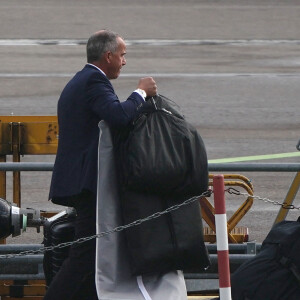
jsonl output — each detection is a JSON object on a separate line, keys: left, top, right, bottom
{"left": 86, "top": 72, "right": 144, "bottom": 127}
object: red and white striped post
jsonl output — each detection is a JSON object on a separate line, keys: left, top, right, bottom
{"left": 213, "top": 175, "right": 232, "bottom": 300}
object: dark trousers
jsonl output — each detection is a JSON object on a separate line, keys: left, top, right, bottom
{"left": 44, "top": 190, "right": 98, "bottom": 300}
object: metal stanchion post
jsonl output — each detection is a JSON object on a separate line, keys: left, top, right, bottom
{"left": 213, "top": 174, "right": 232, "bottom": 300}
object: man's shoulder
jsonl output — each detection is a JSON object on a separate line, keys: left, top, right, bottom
{"left": 76, "top": 65, "right": 109, "bottom": 84}
{"left": 60, "top": 65, "right": 112, "bottom": 99}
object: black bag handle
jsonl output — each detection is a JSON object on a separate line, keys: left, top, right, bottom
{"left": 133, "top": 96, "right": 175, "bottom": 126}
{"left": 148, "top": 96, "right": 158, "bottom": 110}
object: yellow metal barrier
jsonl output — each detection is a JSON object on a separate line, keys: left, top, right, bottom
{"left": 0, "top": 116, "right": 58, "bottom": 155}
{"left": 0, "top": 116, "right": 58, "bottom": 208}
{"left": 273, "top": 171, "right": 300, "bottom": 224}
{"left": 0, "top": 280, "right": 46, "bottom": 299}
{"left": 200, "top": 174, "right": 254, "bottom": 243}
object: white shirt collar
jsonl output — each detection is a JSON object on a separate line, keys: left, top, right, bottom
{"left": 86, "top": 63, "right": 107, "bottom": 77}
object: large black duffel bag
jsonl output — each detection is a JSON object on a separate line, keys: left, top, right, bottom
{"left": 111, "top": 94, "right": 210, "bottom": 276}
{"left": 231, "top": 218, "right": 300, "bottom": 300}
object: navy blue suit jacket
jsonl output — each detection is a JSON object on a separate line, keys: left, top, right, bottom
{"left": 49, "top": 64, "right": 144, "bottom": 205}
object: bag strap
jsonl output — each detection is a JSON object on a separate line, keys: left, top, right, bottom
{"left": 148, "top": 97, "right": 174, "bottom": 115}
{"left": 148, "top": 97, "right": 158, "bottom": 110}
{"left": 132, "top": 96, "right": 174, "bottom": 126}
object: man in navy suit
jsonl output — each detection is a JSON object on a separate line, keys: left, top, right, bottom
{"left": 44, "top": 30, "right": 157, "bottom": 300}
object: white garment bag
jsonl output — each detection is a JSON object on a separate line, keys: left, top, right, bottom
{"left": 95, "top": 121, "right": 187, "bottom": 300}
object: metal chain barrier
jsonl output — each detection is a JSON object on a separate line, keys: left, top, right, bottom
{"left": 0, "top": 190, "right": 212, "bottom": 259}
{"left": 226, "top": 187, "right": 300, "bottom": 210}
{"left": 1, "top": 188, "right": 297, "bottom": 259}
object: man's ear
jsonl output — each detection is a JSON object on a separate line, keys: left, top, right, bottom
{"left": 104, "top": 51, "right": 112, "bottom": 63}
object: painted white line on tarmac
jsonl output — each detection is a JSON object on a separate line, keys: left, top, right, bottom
{"left": 1, "top": 73, "right": 300, "bottom": 78}
{"left": 0, "top": 73, "right": 73, "bottom": 78}
{"left": 0, "top": 39, "right": 87, "bottom": 46}
{"left": 120, "top": 73, "right": 300, "bottom": 78}
{"left": 0, "top": 39, "right": 300, "bottom": 46}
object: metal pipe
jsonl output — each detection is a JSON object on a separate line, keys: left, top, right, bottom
{"left": 0, "top": 162, "right": 300, "bottom": 172}
{"left": 186, "top": 254, "right": 255, "bottom": 275}
{"left": 0, "top": 253, "right": 255, "bottom": 281}
{"left": 206, "top": 243, "right": 262, "bottom": 254}
{"left": 0, "top": 244, "right": 43, "bottom": 253}
{"left": 0, "top": 254, "right": 43, "bottom": 265}
{"left": 0, "top": 243, "right": 262, "bottom": 254}
{"left": 0, "top": 273, "right": 45, "bottom": 280}
{"left": 0, "top": 162, "right": 53, "bottom": 171}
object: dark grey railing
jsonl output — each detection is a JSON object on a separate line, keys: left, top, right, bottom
{"left": 0, "top": 162, "right": 299, "bottom": 172}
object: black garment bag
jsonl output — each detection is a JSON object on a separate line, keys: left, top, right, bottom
{"left": 113, "top": 94, "right": 208, "bottom": 198}
{"left": 112, "top": 94, "right": 210, "bottom": 275}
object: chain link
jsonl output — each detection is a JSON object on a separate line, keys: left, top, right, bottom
{"left": 0, "top": 190, "right": 212, "bottom": 259}
{"left": 226, "top": 187, "right": 300, "bottom": 210}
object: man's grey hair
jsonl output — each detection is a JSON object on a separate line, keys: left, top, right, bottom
{"left": 86, "top": 30, "right": 120, "bottom": 63}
